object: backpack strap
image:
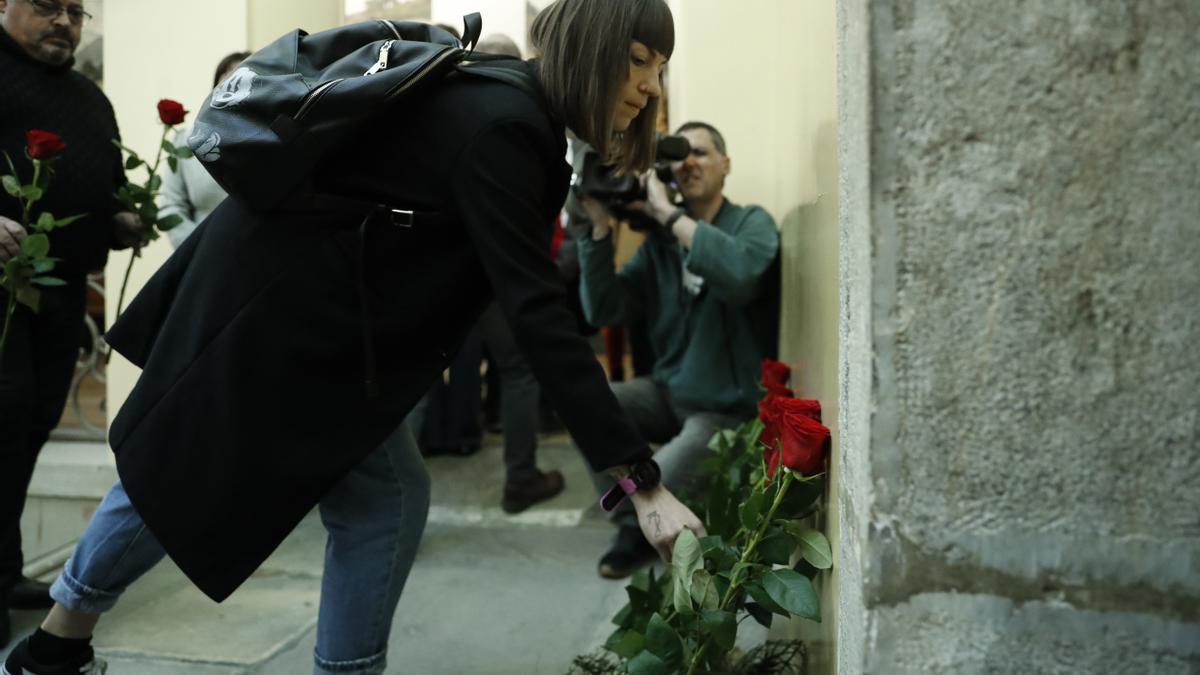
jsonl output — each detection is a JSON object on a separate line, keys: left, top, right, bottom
{"left": 455, "top": 60, "right": 540, "bottom": 100}
{"left": 460, "top": 12, "right": 483, "bottom": 52}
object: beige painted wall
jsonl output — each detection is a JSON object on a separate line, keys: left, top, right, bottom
{"left": 103, "top": 0, "right": 248, "bottom": 432}
{"left": 667, "top": 0, "right": 839, "bottom": 668}
{"left": 431, "top": 0, "right": 528, "bottom": 54}
{"left": 103, "top": 0, "right": 340, "bottom": 429}
{"left": 247, "top": 0, "right": 341, "bottom": 50}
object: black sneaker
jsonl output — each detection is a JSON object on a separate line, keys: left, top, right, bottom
{"left": 597, "top": 526, "right": 657, "bottom": 579}
{"left": 2, "top": 637, "right": 106, "bottom": 674}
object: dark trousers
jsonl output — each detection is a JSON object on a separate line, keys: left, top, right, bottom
{"left": 417, "top": 328, "right": 482, "bottom": 451}
{"left": 0, "top": 280, "right": 86, "bottom": 590}
{"left": 477, "top": 303, "right": 540, "bottom": 482}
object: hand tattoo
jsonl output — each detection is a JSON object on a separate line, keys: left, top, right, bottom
{"left": 648, "top": 511, "right": 662, "bottom": 537}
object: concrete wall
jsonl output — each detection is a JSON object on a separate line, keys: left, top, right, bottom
{"left": 838, "top": 0, "right": 1200, "bottom": 672}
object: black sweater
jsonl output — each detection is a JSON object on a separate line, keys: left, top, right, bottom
{"left": 0, "top": 27, "right": 124, "bottom": 280}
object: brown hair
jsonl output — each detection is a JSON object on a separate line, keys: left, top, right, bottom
{"left": 213, "top": 51, "right": 251, "bottom": 88}
{"left": 530, "top": 0, "right": 674, "bottom": 173}
{"left": 676, "top": 121, "right": 727, "bottom": 156}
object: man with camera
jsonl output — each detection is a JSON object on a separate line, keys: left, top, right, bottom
{"left": 578, "top": 121, "right": 780, "bottom": 578}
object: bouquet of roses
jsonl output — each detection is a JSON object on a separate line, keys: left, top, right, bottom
{"left": 571, "top": 359, "right": 833, "bottom": 675}
{"left": 111, "top": 99, "right": 193, "bottom": 317}
{"left": 0, "top": 130, "right": 86, "bottom": 365}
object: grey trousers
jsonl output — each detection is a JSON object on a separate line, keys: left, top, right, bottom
{"left": 591, "top": 377, "right": 746, "bottom": 528}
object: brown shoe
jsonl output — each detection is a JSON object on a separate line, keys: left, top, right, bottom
{"left": 501, "top": 470, "right": 565, "bottom": 514}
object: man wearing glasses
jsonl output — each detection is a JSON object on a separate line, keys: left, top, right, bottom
{"left": 0, "top": 0, "right": 140, "bottom": 659}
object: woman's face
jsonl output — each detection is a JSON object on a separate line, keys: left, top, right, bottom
{"left": 613, "top": 41, "right": 667, "bottom": 132}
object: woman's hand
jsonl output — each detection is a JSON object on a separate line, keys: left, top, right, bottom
{"left": 630, "top": 484, "right": 706, "bottom": 561}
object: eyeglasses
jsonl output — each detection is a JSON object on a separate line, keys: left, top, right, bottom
{"left": 21, "top": 0, "right": 93, "bottom": 25}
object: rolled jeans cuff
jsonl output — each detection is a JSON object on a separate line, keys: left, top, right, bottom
{"left": 49, "top": 563, "right": 124, "bottom": 614}
{"left": 313, "top": 647, "right": 387, "bottom": 675}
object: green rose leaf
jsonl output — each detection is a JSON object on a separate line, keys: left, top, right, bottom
{"left": 20, "top": 185, "right": 43, "bottom": 202}
{"left": 115, "top": 186, "right": 137, "bottom": 211}
{"left": 35, "top": 212, "right": 55, "bottom": 231}
{"left": 167, "top": 156, "right": 178, "bottom": 173}
{"left": 744, "top": 602, "right": 773, "bottom": 629}
{"left": 740, "top": 489, "right": 766, "bottom": 531}
{"left": 776, "top": 476, "right": 825, "bottom": 520}
{"left": 32, "top": 258, "right": 55, "bottom": 274}
{"left": 689, "top": 569, "right": 719, "bottom": 610}
{"left": 761, "top": 569, "right": 820, "bottom": 622}
{"left": 699, "top": 535, "right": 738, "bottom": 572}
{"left": 606, "top": 629, "right": 645, "bottom": 659}
{"left": 746, "top": 579, "right": 788, "bottom": 617}
{"left": 16, "top": 284, "right": 41, "bottom": 312}
{"left": 138, "top": 204, "right": 158, "bottom": 229}
{"left": 698, "top": 456, "right": 722, "bottom": 475}
{"left": 174, "top": 146, "right": 194, "bottom": 159}
{"left": 705, "top": 479, "right": 738, "bottom": 539}
{"left": 700, "top": 609, "right": 738, "bottom": 651}
{"left": 158, "top": 214, "right": 184, "bottom": 231}
{"left": 20, "top": 233, "right": 50, "bottom": 258}
{"left": 611, "top": 603, "right": 633, "bottom": 629}
{"left": 124, "top": 155, "right": 144, "bottom": 171}
{"left": 2, "top": 175, "right": 20, "bottom": 198}
{"left": 643, "top": 613, "right": 684, "bottom": 667}
{"left": 627, "top": 650, "right": 672, "bottom": 675}
{"left": 162, "top": 139, "right": 176, "bottom": 154}
{"left": 645, "top": 566, "right": 664, "bottom": 613}
{"left": 52, "top": 214, "right": 86, "bottom": 230}
{"left": 759, "top": 526, "right": 796, "bottom": 566}
{"left": 671, "top": 528, "right": 703, "bottom": 613}
{"left": 149, "top": 175, "right": 163, "bottom": 193}
{"left": 781, "top": 522, "right": 833, "bottom": 570}
{"left": 32, "top": 276, "right": 66, "bottom": 287}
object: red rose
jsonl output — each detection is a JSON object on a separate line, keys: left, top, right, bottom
{"left": 762, "top": 396, "right": 828, "bottom": 478}
{"left": 761, "top": 359, "right": 792, "bottom": 395}
{"left": 157, "top": 99, "right": 188, "bottom": 126}
{"left": 765, "top": 411, "right": 830, "bottom": 478}
{"left": 759, "top": 393, "right": 787, "bottom": 450}
{"left": 25, "top": 130, "right": 67, "bottom": 160}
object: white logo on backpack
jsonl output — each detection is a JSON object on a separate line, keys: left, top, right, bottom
{"left": 211, "top": 66, "right": 257, "bottom": 109}
{"left": 189, "top": 124, "right": 222, "bottom": 163}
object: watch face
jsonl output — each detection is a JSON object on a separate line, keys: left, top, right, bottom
{"left": 632, "top": 460, "right": 662, "bottom": 489}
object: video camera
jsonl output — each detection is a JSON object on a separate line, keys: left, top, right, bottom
{"left": 573, "top": 134, "right": 691, "bottom": 232}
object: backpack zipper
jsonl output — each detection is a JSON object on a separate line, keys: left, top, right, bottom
{"left": 297, "top": 44, "right": 457, "bottom": 122}
{"left": 295, "top": 79, "right": 344, "bottom": 120}
{"left": 377, "top": 18, "right": 401, "bottom": 40}
{"left": 365, "top": 40, "right": 395, "bottom": 76}
{"left": 383, "top": 47, "right": 458, "bottom": 101}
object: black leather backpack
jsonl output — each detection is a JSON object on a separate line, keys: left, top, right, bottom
{"left": 189, "top": 14, "right": 536, "bottom": 210}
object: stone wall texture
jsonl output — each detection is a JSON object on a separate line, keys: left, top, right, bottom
{"left": 839, "top": 0, "right": 1200, "bottom": 672}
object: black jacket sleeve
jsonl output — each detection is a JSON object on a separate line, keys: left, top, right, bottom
{"left": 451, "top": 120, "right": 652, "bottom": 472}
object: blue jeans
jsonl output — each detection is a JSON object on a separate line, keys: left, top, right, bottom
{"left": 49, "top": 424, "right": 431, "bottom": 675}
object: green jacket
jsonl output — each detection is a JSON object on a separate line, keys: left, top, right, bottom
{"left": 578, "top": 199, "right": 780, "bottom": 416}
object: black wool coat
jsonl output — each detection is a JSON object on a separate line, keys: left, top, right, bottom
{"left": 106, "top": 62, "right": 652, "bottom": 602}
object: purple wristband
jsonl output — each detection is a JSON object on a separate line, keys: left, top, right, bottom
{"left": 599, "top": 477, "right": 638, "bottom": 512}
